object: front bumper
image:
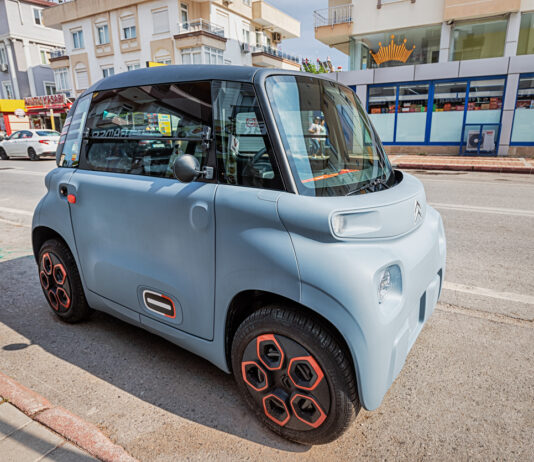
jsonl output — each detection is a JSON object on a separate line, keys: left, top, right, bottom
{"left": 298, "top": 206, "right": 446, "bottom": 410}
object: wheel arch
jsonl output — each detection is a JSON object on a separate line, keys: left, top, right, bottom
{"left": 224, "top": 289, "right": 361, "bottom": 402}
{"left": 32, "top": 226, "right": 71, "bottom": 263}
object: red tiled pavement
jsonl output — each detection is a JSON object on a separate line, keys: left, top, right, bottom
{"left": 388, "top": 155, "right": 534, "bottom": 174}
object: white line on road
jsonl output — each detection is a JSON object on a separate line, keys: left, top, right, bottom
{"left": 443, "top": 281, "right": 534, "bottom": 305}
{"left": 0, "top": 168, "right": 47, "bottom": 176}
{"left": 418, "top": 178, "right": 534, "bottom": 187}
{"left": 0, "top": 206, "right": 33, "bottom": 216}
{"left": 431, "top": 202, "right": 534, "bottom": 217}
{"left": 0, "top": 217, "right": 30, "bottom": 228}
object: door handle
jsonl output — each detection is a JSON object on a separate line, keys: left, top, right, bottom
{"left": 59, "top": 184, "right": 76, "bottom": 204}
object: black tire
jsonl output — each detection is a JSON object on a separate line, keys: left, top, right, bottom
{"left": 231, "top": 306, "right": 360, "bottom": 445}
{"left": 28, "top": 147, "right": 39, "bottom": 161}
{"left": 38, "top": 239, "right": 92, "bottom": 323}
{"left": 0, "top": 148, "right": 8, "bottom": 160}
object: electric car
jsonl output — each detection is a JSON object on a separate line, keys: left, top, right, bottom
{"left": 32, "top": 66, "right": 446, "bottom": 445}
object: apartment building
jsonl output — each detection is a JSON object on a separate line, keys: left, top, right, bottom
{"left": 43, "top": 0, "right": 300, "bottom": 98}
{"left": 314, "top": 0, "right": 534, "bottom": 156}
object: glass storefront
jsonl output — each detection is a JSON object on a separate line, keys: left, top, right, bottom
{"left": 450, "top": 17, "right": 507, "bottom": 61}
{"left": 518, "top": 12, "right": 534, "bottom": 56}
{"left": 366, "top": 77, "right": 505, "bottom": 147}
{"left": 511, "top": 75, "right": 534, "bottom": 144}
{"left": 349, "top": 25, "right": 441, "bottom": 70}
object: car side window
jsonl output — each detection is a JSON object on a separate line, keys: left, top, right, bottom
{"left": 9, "top": 132, "right": 21, "bottom": 140}
{"left": 58, "top": 94, "right": 92, "bottom": 167}
{"left": 81, "top": 82, "right": 212, "bottom": 178}
{"left": 212, "top": 81, "right": 283, "bottom": 190}
{"left": 20, "top": 131, "right": 33, "bottom": 139}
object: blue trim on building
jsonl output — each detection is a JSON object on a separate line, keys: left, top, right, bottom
{"left": 509, "top": 72, "right": 534, "bottom": 147}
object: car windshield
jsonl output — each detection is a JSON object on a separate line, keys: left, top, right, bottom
{"left": 265, "top": 75, "right": 393, "bottom": 196}
{"left": 36, "top": 130, "right": 60, "bottom": 137}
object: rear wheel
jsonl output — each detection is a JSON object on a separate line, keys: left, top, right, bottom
{"left": 28, "top": 147, "right": 39, "bottom": 161}
{"left": 0, "top": 148, "right": 8, "bottom": 160}
{"left": 38, "top": 239, "right": 91, "bottom": 323}
{"left": 231, "top": 306, "right": 360, "bottom": 445}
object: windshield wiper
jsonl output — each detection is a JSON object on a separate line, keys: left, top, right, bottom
{"left": 345, "top": 176, "right": 390, "bottom": 196}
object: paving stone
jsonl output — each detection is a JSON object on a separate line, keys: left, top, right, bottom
{"left": 42, "top": 442, "right": 98, "bottom": 461}
{"left": 0, "top": 420, "right": 62, "bottom": 462}
{"left": 0, "top": 402, "right": 32, "bottom": 440}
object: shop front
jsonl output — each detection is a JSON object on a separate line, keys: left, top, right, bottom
{"left": 24, "top": 94, "right": 73, "bottom": 133}
{"left": 0, "top": 99, "right": 30, "bottom": 137}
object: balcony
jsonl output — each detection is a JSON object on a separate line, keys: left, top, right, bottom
{"left": 49, "top": 49, "right": 69, "bottom": 68}
{"left": 176, "top": 19, "right": 225, "bottom": 38}
{"left": 174, "top": 19, "right": 227, "bottom": 51}
{"left": 251, "top": 45, "right": 301, "bottom": 70}
{"left": 314, "top": 4, "right": 354, "bottom": 47}
{"left": 252, "top": 1, "right": 300, "bottom": 39}
{"left": 50, "top": 49, "right": 67, "bottom": 59}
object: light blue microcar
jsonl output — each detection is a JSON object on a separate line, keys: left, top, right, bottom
{"left": 32, "top": 66, "right": 446, "bottom": 444}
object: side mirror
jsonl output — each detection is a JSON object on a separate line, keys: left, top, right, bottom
{"left": 173, "top": 154, "right": 201, "bottom": 183}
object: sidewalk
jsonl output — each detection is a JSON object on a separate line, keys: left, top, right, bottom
{"left": 389, "top": 155, "right": 534, "bottom": 174}
{"left": 0, "top": 372, "right": 137, "bottom": 462}
{"left": 0, "top": 399, "right": 97, "bottom": 462}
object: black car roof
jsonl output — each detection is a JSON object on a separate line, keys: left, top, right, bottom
{"left": 82, "top": 65, "right": 338, "bottom": 96}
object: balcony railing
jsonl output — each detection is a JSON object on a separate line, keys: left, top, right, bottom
{"left": 176, "top": 19, "right": 224, "bottom": 38}
{"left": 314, "top": 4, "right": 354, "bottom": 28}
{"left": 50, "top": 49, "right": 67, "bottom": 59}
{"left": 251, "top": 45, "right": 300, "bottom": 64}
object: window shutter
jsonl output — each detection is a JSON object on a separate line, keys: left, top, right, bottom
{"left": 152, "top": 10, "right": 169, "bottom": 34}
{"left": 122, "top": 16, "right": 135, "bottom": 29}
{"left": 76, "top": 69, "right": 89, "bottom": 89}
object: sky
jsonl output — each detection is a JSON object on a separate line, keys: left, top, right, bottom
{"left": 267, "top": 0, "right": 349, "bottom": 70}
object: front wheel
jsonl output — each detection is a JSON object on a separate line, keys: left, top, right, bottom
{"left": 231, "top": 306, "right": 360, "bottom": 445}
{"left": 38, "top": 239, "right": 92, "bottom": 323}
{"left": 28, "top": 147, "right": 39, "bottom": 161}
{"left": 0, "top": 148, "right": 8, "bottom": 160}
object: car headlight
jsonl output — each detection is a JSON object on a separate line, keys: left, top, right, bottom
{"left": 377, "top": 265, "right": 402, "bottom": 304}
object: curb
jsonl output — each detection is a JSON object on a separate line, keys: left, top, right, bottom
{"left": 0, "top": 371, "right": 138, "bottom": 462}
{"left": 391, "top": 162, "right": 533, "bottom": 174}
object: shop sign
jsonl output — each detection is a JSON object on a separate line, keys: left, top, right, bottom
{"left": 371, "top": 35, "right": 416, "bottom": 66}
{"left": 14, "top": 108, "right": 26, "bottom": 117}
{"left": 24, "top": 94, "right": 68, "bottom": 109}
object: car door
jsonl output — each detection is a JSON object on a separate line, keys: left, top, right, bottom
{"left": 67, "top": 82, "right": 217, "bottom": 340}
{"left": 4, "top": 131, "right": 21, "bottom": 156}
{"left": 19, "top": 130, "right": 33, "bottom": 155}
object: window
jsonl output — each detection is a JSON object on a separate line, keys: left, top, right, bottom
{"left": 54, "top": 67, "right": 71, "bottom": 91}
{"left": 213, "top": 80, "right": 283, "bottom": 190}
{"left": 126, "top": 62, "right": 140, "bottom": 71}
{"left": 518, "top": 12, "right": 534, "bottom": 56}
{"left": 121, "top": 16, "right": 136, "bottom": 39}
{"left": 180, "top": 3, "right": 188, "bottom": 23}
{"left": 58, "top": 94, "right": 92, "bottom": 168}
{"left": 74, "top": 63, "right": 89, "bottom": 89}
{"left": 44, "top": 82, "right": 56, "bottom": 95}
{"left": 2, "top": 81, "right": 14, "bottom": 99}
{"left": 350, "top": 25, "right": 441, "bottom": 70}
{"left": 33, "top": 8, "right": 42, "bottom": 25}
{"left": 204, "top": 46, "right": 223, "bottom": 64}
{"left": 242, "top": 28, "right": 250, "bottom": 44}
{"left": 102, "top": 67, "right": 115, "bottom": 78}
{"left": 39, "top": 49, "right": 50, "bottom": 65}
{"left": 396, "top": 83, "right": 429, "bottom": 142}
{"left": 0, "top": 45, "right": 7, "bottom": 65}
{"left": 367, "top": 86, "right": 396, "bottom": 142}
{"left": 96, "top": 24, "right": 110, "bottom": 45}
{"left": 82, "top": 82, "right": 212, "bottom": 178}
{"left": 181, "top": 47, "right": 201, "bottom": 64}
{"left": 429, "top": 81, "right": 467, "bottom": 142}
{"left": 72, "top": 30, "right": 84, "bottom": 49}
{"left": 450, "top": 17, "right": 507, "bottom": 61}
{"left": 152, "top": 9, "right": 169, "bottom": 34}
{"left": 511, "top": 76, "right": 534, "bottom": 143}
{"left": 243, "top": 0, "right": 251, "bottom": 6}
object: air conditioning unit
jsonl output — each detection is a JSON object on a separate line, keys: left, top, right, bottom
{"left": 272, "top": 32, "right": 281, "bottom": 42}
{"left": 241, "top": 42, "right": 250, "bottom": 53}
{"left": 0, "top": 63, "right": 7, "bottom": 72}
{"left": 466, "top": 130, "right": 496, "bottom": 152}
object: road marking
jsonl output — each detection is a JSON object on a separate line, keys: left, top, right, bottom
{"left": 0, "top": 168, "right": 47, "bottom": 176}
{"left": 418, "top": 178, "right": 534, "bottom": 187}
{"left": 0, "top": 218, "right": 30, "bottom": 228}
{"left": 0, "top": 206, "right": 33, "bottom": 216}
{"left": 437, "top": 303, "right": 533, "bottom": 328}
{"left": 443, "top": 281, "right": 534, "bottom": 305}
{"left": 431, "top": 202, "right": 534, "bottom": 217}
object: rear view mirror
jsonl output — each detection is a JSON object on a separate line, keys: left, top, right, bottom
{"left": 173, "top": 154, "right": 201, "bottom": 183}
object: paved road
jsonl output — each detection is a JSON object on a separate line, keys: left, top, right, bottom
{"left": 0, "top": 159, "right": 532, "bottom": 461}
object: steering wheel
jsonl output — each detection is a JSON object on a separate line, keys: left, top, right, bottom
{"left": 242, "top": 147, "right": 272, "bottom": 187}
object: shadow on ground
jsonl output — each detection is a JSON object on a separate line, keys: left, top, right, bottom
{"left": 0, "top": 256, "right": 308, "bottom": 453}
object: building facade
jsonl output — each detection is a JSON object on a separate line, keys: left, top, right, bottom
{"left": 43, "top": 0, "right": 301, "bottom": 98}
{"left": 314, "top": 0, "right": 534, "bottom": 156}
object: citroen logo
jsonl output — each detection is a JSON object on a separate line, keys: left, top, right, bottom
{"left": 414, "top": 200, "right": 423, "bottom": 223}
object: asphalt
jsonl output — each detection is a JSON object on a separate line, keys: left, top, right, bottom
{"left": 0, "top": 159, "right": 533, "bottom": 461}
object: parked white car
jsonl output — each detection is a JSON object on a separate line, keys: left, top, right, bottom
{"left": 0, "top": 129, "right": 60, "bottom": 160}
